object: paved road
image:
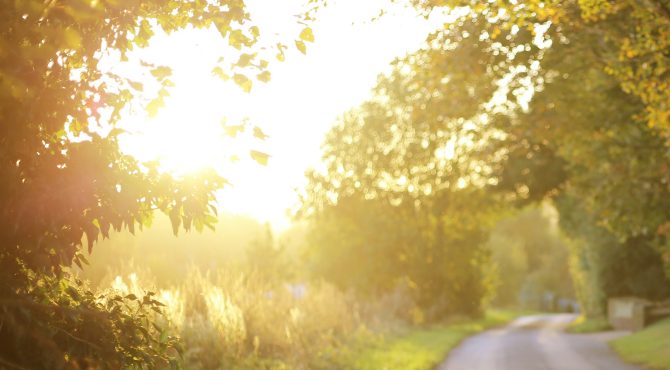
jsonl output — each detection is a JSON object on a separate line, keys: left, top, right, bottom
{"left": 437, "top": 314, "right": 644, "bottom": 370}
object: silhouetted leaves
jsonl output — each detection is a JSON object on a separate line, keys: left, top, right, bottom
{"left": 0, "top": 0, "right": 305, "bottom": 367}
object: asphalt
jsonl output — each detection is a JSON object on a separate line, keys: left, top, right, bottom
{"left": 436, "top": 314, "right": 645, "bottom": 370}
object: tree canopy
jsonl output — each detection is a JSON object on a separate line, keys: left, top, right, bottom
{"left": 300, "top": 0, "right": 670, "bottom": 321}
{"left": 4, "top": 0, "right": 670, "bottom": 367}
{"left": 0, "top": 1, "right": 316, "bottom": 368}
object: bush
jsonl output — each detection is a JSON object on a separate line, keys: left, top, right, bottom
{"left": 106, "top": 266, "right": 366, "bottom": 369}
{"left": 0, "top": 269, "right": 177, "bottom": 369}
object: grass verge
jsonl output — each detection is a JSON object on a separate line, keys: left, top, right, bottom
{"left": 610, "top": 317, "right": 670, "bottom": 370}
{"left": 566, "top": 315, "right": 611, "bottom": 333}
{"left": 341, "top": 310, "right": 529, "bottom": 370}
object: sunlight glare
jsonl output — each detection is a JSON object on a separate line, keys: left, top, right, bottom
{"left": 112, "top": 0, "right": 445, "bottom": 230}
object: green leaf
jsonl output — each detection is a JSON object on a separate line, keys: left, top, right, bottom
{"left": 127, "top": 218, "right": 135, "bottom": 235}
{"left": 194, "top": 219, "right": 204, "bottom": 233}
{"left": 66, "top": 287, "right": 81, "bottom": 300}
{"left": 208, "top": 203, "right": 218, "bottom": 216}
{"left": 250, "top": 150, "right": 270, "bottom": 165}
{"left": 299, "top": 27, "right": 314, "bottom": 42}
{"left": 169, "top": 207, "right": 181, "bottom": 236}
{"left": 84, "top": 228, "right": 97, "bottom": 254}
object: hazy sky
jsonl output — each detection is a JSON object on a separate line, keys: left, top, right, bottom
{"left": 118, "top": 0, "right": 443, "bottom": 230}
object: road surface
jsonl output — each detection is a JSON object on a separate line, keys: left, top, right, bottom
{"left": 437, "top": 314, "right": 644, "bottom": 370}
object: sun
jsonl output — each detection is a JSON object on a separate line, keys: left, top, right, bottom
{"left": 114, "top": 26, "right": 258, "bottom": 176}
{"left": 119, "top": 75, "right": 251, "bottom": 176}
{"left": 106, "top": 0, "right": 443, "bottom": 230}
{"left": 110, "top": 26, "right": 284, "bottom": 226}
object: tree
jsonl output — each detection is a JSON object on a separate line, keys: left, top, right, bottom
{"left": 0, "top": 1, "right": 316, "bottom": 368}
{"left": 405, "top": 0, "right": 670, "bottom": 230}
{"left": 490, "top": 5, "right": 670, "bottom": 297}
{"left": 557, "top": 194, "right": 670, "bottom": 317}
{"left": 410, "top": 0, "right": 670, "bottom": 137}
{"left": 364, "top": 1, "right": 670, "bottom": 314}
{"left": 298, "top": 24, "right": 505, "bottom": 317}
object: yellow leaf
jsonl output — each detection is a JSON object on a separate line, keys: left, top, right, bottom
{"left": 233, "top": 73, "right": 252, "bottom": 93}
{"left": 253, "top": 126, "right": 268, "bottom": 140}
{"left": 151, "top": 66, "right": 172, "bottom": 80}
{"left": 490, "top": 27, "right": 501, "bottom": 40}
{"left": 250, "top": 150, "right": 270, "bottom": 165}
{"left": 64, "top": 27, "right": 81, "bottom": 49}
{"left": 223, "top": 124, "right": 246, "bottom": 137}
{"left": 212, "top": 66, "right": 230, "bottom": 80}
{"left": 250, "top": 26, "right": 260, "bottom": 38}
{"left": 295, "top": 40, "right": 306, "bottom": 55}
{"left": 128, "top": 80, "right": 143, "bottom": 91}
{"left": 146, "top": 97, "right": 164, "bottom": 117}
{"left": 257, "top": 70, "right": 271, "bottom": 83}
{"left": 236, "top": 53, "right": 253, "bottom": 67}
{"left": 299, "top": 27, "right": 314, "bottom": 42}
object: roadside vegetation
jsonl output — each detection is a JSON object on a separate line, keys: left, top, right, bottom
{"left": 102, "top": 261, "right": 533, "bottom": 370}
{"left": 84, "top": 219, "right": 543, "bottom": 369}
{"left": 342, "top": 310, "right": 527, "bottom": 370}
{"left": 611, "top": 318, "right": 670, "bottom": 370}
{"left": 567, "top": 316, "right": 612, "bottom": 334}
{"left": 3, "top": 0, "right": 670, "bottom": 368}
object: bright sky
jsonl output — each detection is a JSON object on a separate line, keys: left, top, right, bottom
{"left": 117, "top": 0, "right": 444, "bottom": 231}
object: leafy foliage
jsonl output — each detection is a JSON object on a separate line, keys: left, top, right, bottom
{"left": 393, "top": 1, "right": 670, "bottom": 311}
{"left": 0, "top": 271, "right": 177, "bottom": 369}
{"left": 0, "top": 0, "right": 316, "bottom": 368}
{"left": 557, "top": 194, "right": 670, "bottom": 317}
{"left": 298, "top": 22, "right": 508, "bottom": 317}
{"left": 410, "top": 0, "right": 670, "bottom": 136}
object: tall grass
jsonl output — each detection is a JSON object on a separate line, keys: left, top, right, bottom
{"left": 106, "top": 267, "right": 376, "bottom": 369}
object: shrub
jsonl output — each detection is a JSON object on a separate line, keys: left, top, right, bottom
{"left": 106, "top": 266, "right": 366, "bottom": 369}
